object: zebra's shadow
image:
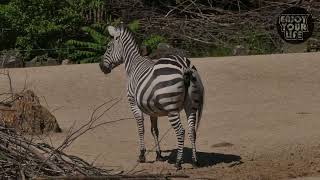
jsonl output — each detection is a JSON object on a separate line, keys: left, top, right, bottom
{"left": 162, "top": 147, "right": 242, "bottom": 168}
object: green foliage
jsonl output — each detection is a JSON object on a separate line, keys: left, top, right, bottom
{"left": 0, "top": 4, "right": 15, "bottom": 50}
{"left": 65, "top": 24, "right": 110, "bottom": 63}
{"left": 0, "top": 152, "right": 6, "bottom": 160}
{"left": 243, "top": 30, "right": 276, "bottom": 55}
{"left": 65, "top": 19, "right": 141, "bottom": 64}
{"left": 143, "top": 34, "right": 166, "bottom": 53}
{"left": 128, "top": 20, "right": 140, "bottom": 33}
{"left": 0, "top": 0, "right": 85, "bottom": 59}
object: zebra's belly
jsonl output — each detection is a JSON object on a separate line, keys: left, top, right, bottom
{"left": 137, "top": 89, "right": 185, "bottom": 116}
{"left": 135, "top": 70, "right": 186, "bottom": 116}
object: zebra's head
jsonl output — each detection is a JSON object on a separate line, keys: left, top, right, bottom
{"left": 99, "top": 26, "right": 124, "bottom": 74}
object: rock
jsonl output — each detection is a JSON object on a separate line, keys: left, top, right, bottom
{"left": 61, "top": 59, "right": 72, "bottom": 65}
{"left": 25, "top": 54, "right": 58, "bottom": 67}
{"left": 0, "top": 90, "right": 62, "bottom": 134}
{"left": 140, "top": 45, "right": 148, "bottom": 56}
{"left": 0, "top": 50, "right": 24, "bottom": 68}
{"left": 283, "top": 41, "right": 308, "bottom": 53}
{"left": 232, "top": 45, "right": 249, "bottom": 56}
{"left": 148, "top": 43, "right": 190, "bottom": 59}
{"left": 306, "top": 38, "right": 320, "bottom": 52}
{"left": 46, "top": 57, "right": 58, "bottom": 66}
{"left": 24, "top": 57, "right": 37, "bottom": 67}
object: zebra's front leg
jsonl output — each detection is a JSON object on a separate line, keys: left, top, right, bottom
{"left": 187, "top": 112, "right": 199, "bottom": 168}
{"left": 168, "top": 112, "right": 185, "bottom": 170}
{"left": 150, "top": 116, "right": 165, "bottom": 161}
{"left": 129, "top": 99, "right": 146, "bottom": 163}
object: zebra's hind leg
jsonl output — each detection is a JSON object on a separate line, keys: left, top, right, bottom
{"left": 128, "top": 99, "right": 146, "bottom": 163}
{"left": 186, "top": 111, "right": 199, "bottom": 168}
{"left": 150, "top": 116, "right": 165, "bottom": 161}
{"left": 168, "top": 112, "right": 185, "bottom": 170}
{"left": 184, "top": 74, "right": 202, "bottom": 168}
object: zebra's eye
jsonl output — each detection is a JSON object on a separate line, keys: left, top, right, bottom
{"left": 115, "top": 36, "right": 119, "bottom": 41}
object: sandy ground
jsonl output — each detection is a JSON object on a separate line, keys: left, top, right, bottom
{"left": 1, "top": 53, "right": 320, "bottom": 179}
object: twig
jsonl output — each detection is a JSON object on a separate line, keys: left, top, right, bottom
{"left": 237, "top": 0, "right": 241, "bottom": 13}
{"left": 35, "top": 174, "right": 189, "bottom": 180}
{"left": 0, "top": 69, "right": 14, "bottom": 101}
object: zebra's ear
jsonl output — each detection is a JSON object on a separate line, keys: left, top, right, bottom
{"left": 108, "top": 26, "right": 120, "bottom": 37}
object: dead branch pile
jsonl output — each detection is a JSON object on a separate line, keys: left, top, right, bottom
{"left": 0, "top": 123, "right": 189, "bottom": 179}
{"left": 111, "top": 0, "right": 320, "bottom": 53}
{"left": 145, "top": 1, "right": 319, "bottom": 46}
{"left": 0, "top": 126, "right": 116, "bottom": 179}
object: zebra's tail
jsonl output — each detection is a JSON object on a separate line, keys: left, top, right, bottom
{"left": 183, "top": 66, "right": 204, "bottom": 132}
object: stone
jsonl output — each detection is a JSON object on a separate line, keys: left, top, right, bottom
{"left": 140, "top": 45, "right": 148, "bottom": 56}
{"left": 0, "top": 50, "right": 24, "bottom": 68}
{"left": 232, "top": 45, "right": 249, "bottom": 56}
{"left": 46, "top": 58, "right": 58, "bottom": 66}
{"left": 61, "top": 59, "right": 72, "bottom": 65}
{"left": 25, "top": 54, "right": 58, "bottom": 67}
{"left": 306, "top": 38, "right": 320, "bottom": 52}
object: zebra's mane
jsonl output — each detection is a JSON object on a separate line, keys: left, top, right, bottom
{"left": 118, "top": 26, "right": 141, "bottom": 56}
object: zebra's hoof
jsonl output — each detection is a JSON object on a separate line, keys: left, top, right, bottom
{"left": 175, "top": 163, "right": 182, "bottom": 170}
{"left": 137, "top": 155, "right": 146, "bottom": 163}
{"left": 192, "top": 161, "right": 200, "bottom": 168}
{"left": 156, "top": 154, "right": 166, "bottom": 162}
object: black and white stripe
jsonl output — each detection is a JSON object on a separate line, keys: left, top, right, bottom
{"left": 100, "top": 25, "right": 204, "bottom": 170}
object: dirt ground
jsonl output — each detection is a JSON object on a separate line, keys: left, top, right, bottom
{"left": 1, "top": 52, "right": 320, "bottom": 179}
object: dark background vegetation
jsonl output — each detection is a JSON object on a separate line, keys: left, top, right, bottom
{"left": 0, "top": 0, "right": 319, "bottom": 64}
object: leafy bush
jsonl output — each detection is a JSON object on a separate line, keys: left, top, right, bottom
{"left": 128, "top": 20, "right": 140, "bottom": 33}
{"left": 143, "top": 35, "right": 166, "bottom": 54}
{"left": 242, "top": 30, "right": 278, "bottom": 55}
{"left": 64, "top": 19, "right": 146, "bottom": 64}
{"left": 65, "top": 24, "right": 109, "bottom": 63}
{"left": 0, "top": 0, "right": 85, "bottom": 60}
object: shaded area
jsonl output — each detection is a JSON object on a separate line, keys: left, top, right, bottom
{"left": 211, "top": 142, "right": 234, "bottom": 148}
{"left": 162, "top": 147, "right": 242, "bottom": 168}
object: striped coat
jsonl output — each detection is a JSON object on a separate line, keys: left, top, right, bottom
{"left": 100, "top": 25, "right": 204, "bottom": 170}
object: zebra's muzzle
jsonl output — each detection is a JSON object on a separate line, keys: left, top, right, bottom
{"left": 99, "top": 62, "right": 112, "bottom": 74}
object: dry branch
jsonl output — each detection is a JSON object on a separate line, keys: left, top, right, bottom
{"left": 0, "top": 126, "right": 117, "bottom": 179}
{"left": 0, "top": 69, "right": 14, "bottom": 101}
{"left": 129, "top": 0, "right": 320, "bottom": 53}
{"left": 35, "top": 174, "right": 189, "bottom": 180}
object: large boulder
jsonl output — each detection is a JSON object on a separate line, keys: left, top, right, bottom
{"left": 0, "top": 50, "right": 24, "bottom": 68}
{"left": 0, "top": 90, "right": 62, "bottom": 134}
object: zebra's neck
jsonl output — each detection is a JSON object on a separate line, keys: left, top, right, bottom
{"left": 123, "top": 48, "right": 140, "bottom": 76}
{"left": 121, "top": 31, "right": 142, "bottom": 77}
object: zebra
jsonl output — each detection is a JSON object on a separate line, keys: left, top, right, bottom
{"left": 99, "top": 25, "right": 204, "bottom": 170}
